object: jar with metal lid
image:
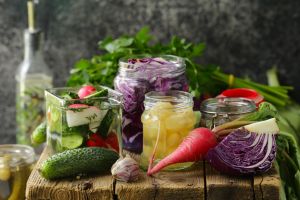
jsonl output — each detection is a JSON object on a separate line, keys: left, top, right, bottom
{"left": 200, "top": 98, "right": 256, "bottom": 129}
{"left": 140, "top": 90, "right": 195, "bottom": 170}
{"left": 114, "top": 55, "right": 188, "bottom": 154}
{"left": 0, "top": 144, "right": 35, "bottom": 200}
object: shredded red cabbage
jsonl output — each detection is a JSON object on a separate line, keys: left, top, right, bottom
{"left": 114, "top": 57, "right": 188, "bottom": 153}
{"left": 206, "top": 128, "right": 276, "bottom": 175}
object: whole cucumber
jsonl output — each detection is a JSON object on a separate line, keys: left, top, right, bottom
{"left": 39, "top": 147, "right": 119, "bottom": 180}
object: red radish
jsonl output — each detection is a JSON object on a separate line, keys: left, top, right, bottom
{"left": 147, "top": 128, "right": 217, "bottom": 175}
{"left": 105, "top": 132, "right": 119, "bottom": 152}
{"left": 68, "top": 104, "right": 89, "bottom": 109}
{"left": 78, "top": 85, "right": 96, "bottom": 99}
{"left": 86, "top": 133, "right": 108, "bottom": 148}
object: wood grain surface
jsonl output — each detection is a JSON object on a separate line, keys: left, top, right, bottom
{"left": 26, "top": 148, "right": 280, "bottom": 200}
{"left": 115, "top": 163, "right": 204, "bottom": 200}
{"left": 253, "top": 167, "right": 280, "bottom": 200}
{"left": 26, "top": 148, "right": 114, "bottom": 200}
{"left": 205, "top": 162, "right": 253, "bottom": 200}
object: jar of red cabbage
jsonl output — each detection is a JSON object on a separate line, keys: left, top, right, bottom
{"left": 114, "top": 55, "right": 188, "bottom": 153}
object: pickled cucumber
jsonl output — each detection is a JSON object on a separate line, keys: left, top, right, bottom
{"left": 7, "top": 165, "right": 31, "bottom": 200}
{"left": 31, "top": 121, "right": 47, "bottom": 145}
{"left": 98, "top": 109, "right": 114, "bottom": 138}
{"left": 0, "top": 167, "right": 10, "bottom": 182}
{"left": 0, "top": 156, "right": 11, "bottom": 181}
{"left": 61, "top": 134, "right": 84, "bottom": 150}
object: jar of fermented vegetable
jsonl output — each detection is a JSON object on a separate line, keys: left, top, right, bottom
{"left": 114, "top": 55, "right": 188, "bottom": 154}
{"left": 140, "top": 91, "right": 195, "bottom": 171}
{"left": 200, "top": 97, "right": 256, "bottom": 129}
{"left": 45, "top": 86, "right": 123, "bottom": 154}
{"left": 0, "top": 144, "right": 35, "bottom": 200}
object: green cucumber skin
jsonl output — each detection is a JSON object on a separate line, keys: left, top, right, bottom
{"left": 32, "top": 121, "right": 47, "bottom": 144}
{"left": 40, "top": 147, "right": 119, "bottom": 180}
{"left": 98, "top": 109, "right": 114, "bottom": 138}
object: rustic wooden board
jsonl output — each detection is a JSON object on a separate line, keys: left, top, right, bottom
{"left": 26, "top": 148, "right": 114, "bottom": 200}
{"left": 26, "top": 148, "right": 280, "bottom": 200}
{"left": 253, "top": 166, "right": 280, "bottom": 200}
{"left": 205, "top": 162, "right": 254, "bottom": 200}
{"left": 115, "top": 162, "right": 204, "bottom": 200}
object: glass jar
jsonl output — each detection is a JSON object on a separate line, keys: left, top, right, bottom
{"left": 16, "top": 30, "right": 53, "bottom": 149}
{"left": 140, "top": 91, "right": 195, "bottom": 171}
{"left": 114, "top": 55, "right": 188, "bottom": 154}
{"left": 0, "top": 144, "right": 35, "bottom": 200}
{"left": 45, "top": 86, "right": 123, "bottom": 154}
{"left": 200, "top": 97, "right": 256, "bottom": 129}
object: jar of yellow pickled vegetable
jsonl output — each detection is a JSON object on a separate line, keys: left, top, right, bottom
{"left": 0, "top": 145, "right": 35, "bottom": 200}
{"left": 141, "top": 91, "right": 195, "bottom": 171}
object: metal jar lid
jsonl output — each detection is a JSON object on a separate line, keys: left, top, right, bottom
{"left": 0, "top": 144, "right": 35, "bottom": 169}
{"left": 200, "top": 97, "right": 256, "bottom": 116}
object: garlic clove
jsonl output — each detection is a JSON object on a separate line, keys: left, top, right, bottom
{"left": 111, "top": 154, "right": 140, "bottom": 182}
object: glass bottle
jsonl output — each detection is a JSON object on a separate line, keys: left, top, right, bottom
{"left": 16, "top": 29, "right": 53, "bottom": 148}
{"left": 114, "top": 55, "right": 188, "bottom": 154}
{"left": 140, "top": 90, "right": 195, "bottom": 171}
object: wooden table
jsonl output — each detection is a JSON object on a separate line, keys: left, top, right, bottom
{"left": 26, "top": 148, "right": 280, "bottom": 200}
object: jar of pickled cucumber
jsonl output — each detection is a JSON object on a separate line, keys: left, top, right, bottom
{"left": 200, "top": 97, "right": 256, "bottom": 129}
{"left": 45, "top": 86, "right": 123, "bottom": 155}
{"left": 0, "top": 145, "right": 35, "bottom": 200}
{"left": 141, "top": 91, "right": 195, "bottom": 171}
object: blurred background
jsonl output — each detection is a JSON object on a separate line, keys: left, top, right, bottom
{"left": 0, "top": 0, "right": 299, "bottom": 144}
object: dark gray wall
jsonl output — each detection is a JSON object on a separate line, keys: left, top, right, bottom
{"left": 1, "top": 0, "right": 299, "bottom": 144}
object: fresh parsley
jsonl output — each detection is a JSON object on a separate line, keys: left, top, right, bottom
{"left": 67, "top": 27, "right": 292, "bottom": 107}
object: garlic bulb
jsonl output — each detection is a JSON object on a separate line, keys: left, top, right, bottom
{"left": 111, "top": 154, "right": 139, "bottom": 182}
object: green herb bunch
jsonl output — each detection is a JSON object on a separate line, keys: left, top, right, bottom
{"left": 67, "top": 27, "right": 292, "bottom": 107}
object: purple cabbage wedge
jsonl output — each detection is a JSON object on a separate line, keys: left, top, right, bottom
{"left": 206, "top": 118, "right": 279, "bottom": 175}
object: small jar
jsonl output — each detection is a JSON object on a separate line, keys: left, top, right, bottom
{"left": 114, "top": 55, "right": 188, "bottom": 154}
{"left": 140, "top": 91, "right": 195, "bottom": 171}
{"left": 0, "top": 144, "right": 35, "bottom": 200}
{"left": 200, "top": 97, "right": 256, "bottom": 129}
{"left": 45, "top": 86, "right": 123, "bottom": 154}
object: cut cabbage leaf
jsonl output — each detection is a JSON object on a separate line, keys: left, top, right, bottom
{"left": 244, "top": 118, "right": 279, "bottom": 135}
{"left": 206, "top": 118, "right": 279, "bottom": 175}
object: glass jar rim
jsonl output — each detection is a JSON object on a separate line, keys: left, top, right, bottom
{"left": 200, "top": 97, "right": 256, "bottom": 115}
{"left": 0, "top": 144, "right": 35, "bottom": 168}
{"left": 119, "top": 54, "right": 184, "bottom": 62}
{"left": 45, "top": 85, "right": 123, "bottom": 107}
{"left": 118, "top": 54, "right": 186, "bottom": 75}
{"left": 144, "top": 90, "right": 193, "bottom": 109}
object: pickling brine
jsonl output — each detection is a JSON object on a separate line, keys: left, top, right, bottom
{"left": 140, "top": 91, "right": 195, "bottom": 170}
